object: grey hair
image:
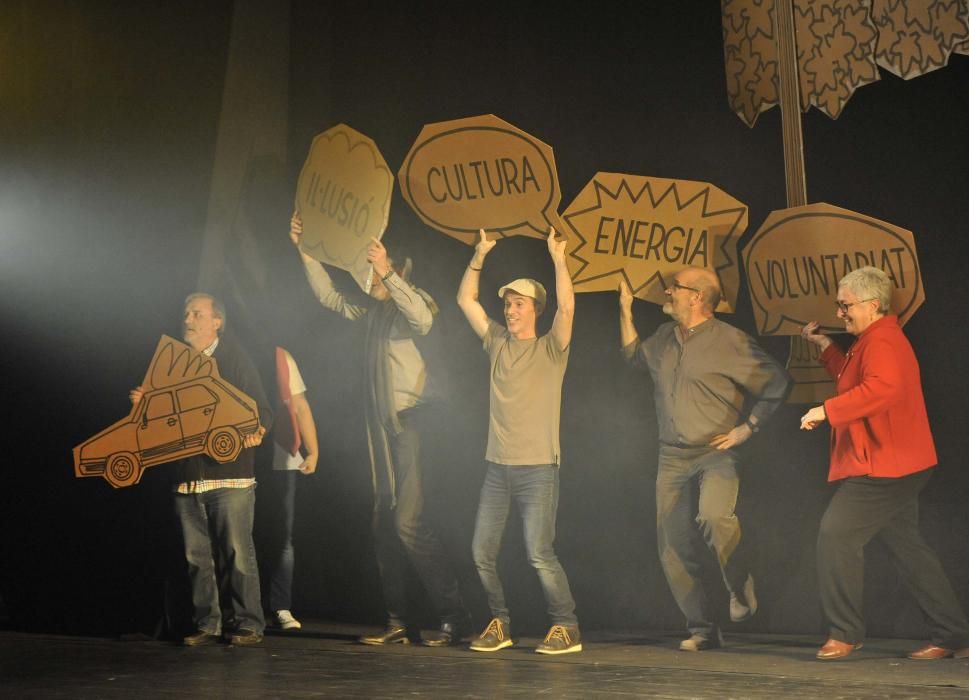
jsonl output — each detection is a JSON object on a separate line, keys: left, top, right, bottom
{"left": 838, "top": 266, "right": 891, "bottom": 315}
{"left": 699, "top": 282, "right": 721, "bottom": 313}
{"left": 184, "top": 292, "right": 227, "bottom": 334}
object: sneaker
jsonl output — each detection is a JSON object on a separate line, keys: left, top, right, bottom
{"left": 679, "top": 630, "right": 723, "bottom": 652}
{"left": 274, "top": 610, "right": 302, "bottom": 631}
{"left": 470, "top": 618, "right": 513, "bottom": 652}
{"left": 359, "top": 623, "right": 409, "bottom": 645}
{"left": 729, "top": 574, "right": 758, "bottom": 622}
{"left": 228, "top": 628, "right": 263, "bottom": 646}
{"left": 535, "top": 624, "right": 582, "bottom": 655}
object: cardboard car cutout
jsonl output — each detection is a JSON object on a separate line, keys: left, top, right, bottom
{"left": 73, "top": 336, "right": 260, "bottom": 488}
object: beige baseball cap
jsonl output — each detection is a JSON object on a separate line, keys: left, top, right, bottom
{"left": 498, "top": 278, "right": 547, "bottom": 306}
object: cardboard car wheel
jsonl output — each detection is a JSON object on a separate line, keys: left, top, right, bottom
{"left": 106, "top": 451, "right": 142, "bottom": 489}
{"left": 207, "top": 427, "right": 242, "bottom": 463}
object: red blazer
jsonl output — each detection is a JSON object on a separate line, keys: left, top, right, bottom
{"left": 820, "top": 315, "right": 936, "bottom": 482}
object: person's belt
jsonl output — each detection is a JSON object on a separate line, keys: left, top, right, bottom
{"left": 660, "top": 440, "right": 704, "bottom": 449}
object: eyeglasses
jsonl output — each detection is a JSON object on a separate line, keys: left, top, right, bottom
{"left": 835, "top": 298, "right": 876, "bottom": 313}
{"left": 670, "top": 281, "right": 700, "bottom": 293}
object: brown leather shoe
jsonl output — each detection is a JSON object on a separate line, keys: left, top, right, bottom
{"left": 908, "top": 644, "right": 954, "bottom": 660}
{"left": 816, "top": 639, "right": 862, "bottom": 660}
{"left": 359, "top": 624, "right": 409, "bottom": 646}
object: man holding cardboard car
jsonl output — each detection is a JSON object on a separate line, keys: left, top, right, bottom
{"left": 130, "top": 292, "right": 272, "bottom": 647}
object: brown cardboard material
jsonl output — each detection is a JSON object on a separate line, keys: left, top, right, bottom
{"left": 873, "top": 0, "right": 969, "bottom": 79}
{"left": 398, "top": 114, "right": 564, "bottom": 245}
{"left": 295, "top": 124, "right": 393, "bottom": 293}
{"left": 561, "top": 173, "right": 747, "bottom": 312}
{"left": 722, "top": 0, "right": 880, "bottom": 124}
{"left": 743, "top": 202, "right": 924, "bottom": 336}
{"left": 787, "top": 336, "right": 836, "bottom": 404}
{"left": 73, "top": 336, "right": 260, "bottom": 488}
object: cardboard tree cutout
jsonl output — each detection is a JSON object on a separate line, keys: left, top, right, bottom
{"left": 743, "top": 202, "right": 924, "bottom": 336}
{"left": 723, "top": 1, "right": 946, "bottom": 402}
{"left": 398, "top": 114, "right": 565, "bottom": 245}
{"left": 722, "top": 0, "right": 880, "bottom": 124}
{"left": 873, "top": 0, "right": 969, "bottom": 79}
{"left": 561, "top": 173, "right": 747, "bottom": 312}
{"left": 295, "top": 124, "right": 394, "bottom": 294}
{"left": 720, "top": 0, "right": 969, "bottom": 123}
{"left": 73, "top": 336, "right": 260, "bottom": 488}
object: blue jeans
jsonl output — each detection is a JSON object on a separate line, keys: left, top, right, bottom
{"left": 471, "top": 463, "right": 578, "bottom": 627}
{"left": 267, "top": 470, "right": 297, "bottom": 612}
{"left": 174, "top": 485, "right": 264, "bottom": 634}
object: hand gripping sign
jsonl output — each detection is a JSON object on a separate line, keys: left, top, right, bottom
{"left": 296, "top": 124, "right": 394, "bottom": 293}
{"left": 398, "top": 114, "right": 565, "bottom": 245}
{"left": 561, "top": 174, "right": 747, "bottom": 311}
{"left": 743, "top": 202, "right": 924, "bottom": 336}
{"left": 73, "top": 336, "right": 260, "bottom": 488}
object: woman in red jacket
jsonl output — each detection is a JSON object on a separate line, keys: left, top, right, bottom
{"left": 800, "top": 266, "right": 968, "bottom": 661}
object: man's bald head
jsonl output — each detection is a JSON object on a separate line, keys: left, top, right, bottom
{"left": 679, "top": 267, "right": 722, "bottom": 313}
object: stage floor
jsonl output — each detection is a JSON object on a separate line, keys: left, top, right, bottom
{"left": 2, "top": 621, "right": 968, "bottom": 698}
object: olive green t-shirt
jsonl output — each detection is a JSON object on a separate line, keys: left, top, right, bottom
{"left": 483, "top": 320, "right": 569, "bottom": 466}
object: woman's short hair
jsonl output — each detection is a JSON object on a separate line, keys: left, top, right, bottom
{"left": 838, "top": 266, "right": 892, "bottom": 315}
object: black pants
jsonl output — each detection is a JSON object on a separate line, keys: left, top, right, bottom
{"left": 371, "top": 409, "right": 465, "bottom": 626}
{"left": 817, "top": 469, "right": 969, "bottom": 646}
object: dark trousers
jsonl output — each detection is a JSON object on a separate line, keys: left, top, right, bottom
{"left": 656, "top": 445, "right": 750, "bottom": 636}
{"left": 372, "top": 410, "right": 465, "bottom": 626}
{"left": 471, "top": 463, "right": 578, "bottom": 627}
{"left": 818, "top": 469, "right": 969, "bottom": 646}
{"left": 266, "top": 470, "right": 297, "bottom": 612}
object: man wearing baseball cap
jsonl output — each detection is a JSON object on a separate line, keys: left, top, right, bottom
{"left": 456, "top": 227, "right": 581, "bottom": 655}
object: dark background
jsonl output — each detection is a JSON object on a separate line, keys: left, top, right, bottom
{"left": 2, "top": 1, "right": 967, "bottom": 640}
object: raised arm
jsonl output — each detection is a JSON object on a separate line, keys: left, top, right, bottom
{"left": 368, "top": 237, "right": 434, "bottom": 335}
{"left": 618, "top": 278, "right": 640, "bottom": 349}
{"left": 547, "top": 227, "right": 574, "bottom": 351}
{"left": 290, "top": 211, "right": 367, "bottom": 321}
{"left": 456, "top": 229, "right": 496, "bottom": 339}
{"left": 289, "top": 211, "right": 317, "bottom": 265}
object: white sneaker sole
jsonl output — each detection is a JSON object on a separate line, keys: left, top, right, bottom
{"left": 535, "top": 643, "right": 583, "bottom": 655}
{"left": 470, "top": 639, "right": 514, "bottom": 652}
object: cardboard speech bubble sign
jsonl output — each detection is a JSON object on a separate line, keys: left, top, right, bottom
{"left": 398, "top": 114, "right": 564, "bottom": 245}
{"left": 743, "top": 202, "right": 924, "bottom": 336}
{"left": 73, "top": 336, "right": 260, "bottom": 488}
{"left": 560, "top": 174, "right": 747, "bottom": 312}
{"left": 296, "top": 124, "right": 393, "bottom": 293}
{"left": 787, "top": 335, "right": 835, "bottom": 404}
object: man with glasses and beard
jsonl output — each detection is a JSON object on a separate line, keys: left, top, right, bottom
{"left": 617, "top": 267, "right": 790, "bottom": 652}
